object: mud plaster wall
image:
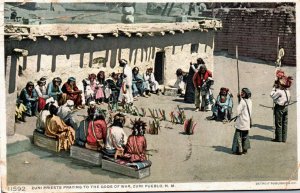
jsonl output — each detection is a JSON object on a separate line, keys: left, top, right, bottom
{"left": 202, "top": 8, "right": 296, "bottom": 66}
{"left": 5, "top": 30, "right": 214, "bottom": 135}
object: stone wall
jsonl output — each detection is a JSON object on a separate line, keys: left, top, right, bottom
{"left": 5, "top": 30, "right": 215, "bottom": 135}
{"left": 202, "top": 8, "right": 296, "bottom": 66}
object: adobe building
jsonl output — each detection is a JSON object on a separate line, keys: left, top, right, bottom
{"left": 5, "top": 19, "right": 222, "bottom": 135}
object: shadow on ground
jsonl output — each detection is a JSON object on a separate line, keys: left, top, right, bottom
{"left": 252, "top": 123, "right": 274, "bottom": 132}
{"left": 250, "top": 135, "right": 273, "bottom": 141}
{"left": 212, "top": 145, "right": 232, "bottom": 155}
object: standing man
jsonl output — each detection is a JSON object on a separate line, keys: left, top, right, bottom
{"left": 119, "top": 59, "right": 133, "bottom": 104}
{"left": 192, "top": 64, "right": 212, "bottom": 112}
{"left": 275, "top": 45, "right": 285, "bottom": 68}
{"left": 232, "top": 88, "right": 252, "bottom": 155}
{"left": 184, "top": 58, "right": 204, "bottom": 103}
{"left": 270, "top": 76, "right": 292, "bottom": 143}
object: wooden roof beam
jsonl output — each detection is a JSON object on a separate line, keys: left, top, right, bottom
{"left": 23, "top": 35, "right": 37, "bottom": 41}
{"left": 136, "top": 32, "right": 142, "bottom": 37}
{"left": 13, "top": 48, "right": 28, "bottom": 56}
{"left": 147, "top": 32, "right": 154, "bottom": 37}
{"left": 87, "top": 34, "right": 94, "bottom": 40}
{"left": 9, "top": 35, "right": 23, "bottom": 41}
{"left": 112, "top": 32, "right": 119, "bottom": 37}
{"left": 96, "top": 34, "right": 104, "bottom": 38}
{"left": 169, "top": 30, "right": 175, "bottom": 35}
{"left": 44, "top": 35, "right": 51, "bottom": 41}
{"left": 123, "top": 32, "right": 131, "bottom": 37}
{"left": 60, "top": 35, "right": 68, "bottom": 41}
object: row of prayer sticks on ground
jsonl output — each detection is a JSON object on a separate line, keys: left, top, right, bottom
{"left": 107, "top": 104, "right": 196, "bottom": 135}
{"left": 9, "top": 29, "right": 210, "bottom": 42}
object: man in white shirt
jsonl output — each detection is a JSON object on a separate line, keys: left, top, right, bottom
{"left": 270, "top": 77, "right": 291, "bottom": 143}
{"left": 232, "top": 88, "right": 252, "bottom": 155}
{"left": 119, "top": 59, "right": 133, "bottom": 104}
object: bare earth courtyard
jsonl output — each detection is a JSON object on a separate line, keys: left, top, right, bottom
{"left": 6, "top": 53, "right": 297, "bottom": 184}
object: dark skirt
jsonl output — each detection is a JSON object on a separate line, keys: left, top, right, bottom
{"left": 184, "top": 68, "right": 196, "bottom": 103}
{"left": 232, "top": 129, "right": 250, "bottom": 153}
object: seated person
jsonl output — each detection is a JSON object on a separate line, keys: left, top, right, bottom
{"left": 57, "top": 100, "right": 77, "bottom": 130}
{"left": 144, "top": 67, "right": 159, "bottom": 95}
{"left": 174, "top": 68, "right": 187, "bottom": 96}
{"left": 19, "top": 81, "right": 38, "bottom": 117}
{"left": 47, "top": 77, "right": 67, "bottom": 106}
{"left": 208, "top": 87, "right": 233, "bottom": 122}
{"left": 123, "top": 119, "right": 147, "bottom": 162}
{"left": 15, "top": 99, "right": 27, "bottom": 123}
{"left": 36, "top": 102, "right": 54, "bottom": 133}
{"left": 85, "top": 102, "right": 107, "bottom": 151}
{"left": 132, "top": 67, "right": 148, "bottom": 97}
{"left": 45, "top": 104, "right": 75, "bottom": 151}
{"left": 61, "top": 77, "right": 84, "bottom": 109}
{"left": 104, "top": 113, "right": 128, "bottom": 159}
{"left": 35, "top": 77, "right": 50, "bottom": 112}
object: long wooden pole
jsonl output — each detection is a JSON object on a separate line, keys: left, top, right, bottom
{"left": 236, "top": 45, "right": 240, "bottom": 96}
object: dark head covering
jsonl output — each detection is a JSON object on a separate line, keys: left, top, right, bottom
{"left": 242, "top": 88, "right": 251, "bottom": 99}
{"left": 132, "top": 67, "right": 139, "bottom": 74}
{"left": 88, "top": 73, "right": 96, "bottom": 80}
{"left": 97, "top": 71, "right": 105, "bottom": 82}
{"left": 220, "top": 87, "right": 229, "bottom": 95}
{"left": 49, "top": 104, "right": 58, "bottom": 115}
{"left": 176, "top": 68, "right": 183, "bottom": 76}
{"left": 119, "top": 59, "right": 128, "bottom": 67}
{"left": 26, "top": 81, "right": 34, "bottom": 89}
{"left": 37, "top": 77, "right": 46, "bottom": 85}
{"left": 68, "top": 77, "right": 76, "bottom": 82}
{"left": 53, "top": 77, "right": 62, "bottom": 84}
{"left": 197, "top": 58, "right": 205, "bottom": 64}
{"left": 112, "top": 113, "right": 126, "bottom": 128}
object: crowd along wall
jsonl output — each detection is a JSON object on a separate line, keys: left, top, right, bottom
{"left": 202, "top": 8, "right": 296, "bottom": 66}
{"left": 5, "top": 30, "right": 215, "bottom": 135}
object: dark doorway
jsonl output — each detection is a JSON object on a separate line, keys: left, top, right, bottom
{"left": 154, "top": 51, "right": 164, "bottom": 84}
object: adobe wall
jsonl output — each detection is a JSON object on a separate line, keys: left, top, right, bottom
{"left": 202, "top": 8, "right": 296, "bottom": 66}
{"left": 5, "top": 30, "right": 214, "bottom": 135}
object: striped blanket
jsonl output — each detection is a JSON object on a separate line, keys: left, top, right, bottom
{"left": 103, "top": 155, "right": 152, "bottom": 170}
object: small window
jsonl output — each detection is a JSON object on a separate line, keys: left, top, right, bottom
{"left": 191, "top": 44, "right": 199, "bottom": 53}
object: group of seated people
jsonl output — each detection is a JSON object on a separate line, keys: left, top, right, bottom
{"left": 35, "top": 98, "right": 147, "bottom": 162}
{"left": 15, "top": 67, "right": 161, "bottom": 122}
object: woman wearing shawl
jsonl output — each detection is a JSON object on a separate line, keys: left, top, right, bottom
{"left": 85, "top": 102, "right": 107, "bottom": 150}
{"left": 45, "top": 105, "right": 75, "bottom": 151}
{"left": 62, "top": 77, "right": 84, "bottom": 109}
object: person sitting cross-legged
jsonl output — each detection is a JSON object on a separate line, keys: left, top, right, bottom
{"left": 62, "top": 77, "right": 84, "bottom": 109}
{"left": 19, "top": 81, "right": 38, "bottom": 117}
{"left": 144, "top": 67, "right": 160, "bottom": 95}
{"left": 132, "top": 67, "right": 148, "bottom": 98}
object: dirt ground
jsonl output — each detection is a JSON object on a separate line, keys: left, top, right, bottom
{"left": 6, "top": 52, "right": 297, "bottom": 185}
